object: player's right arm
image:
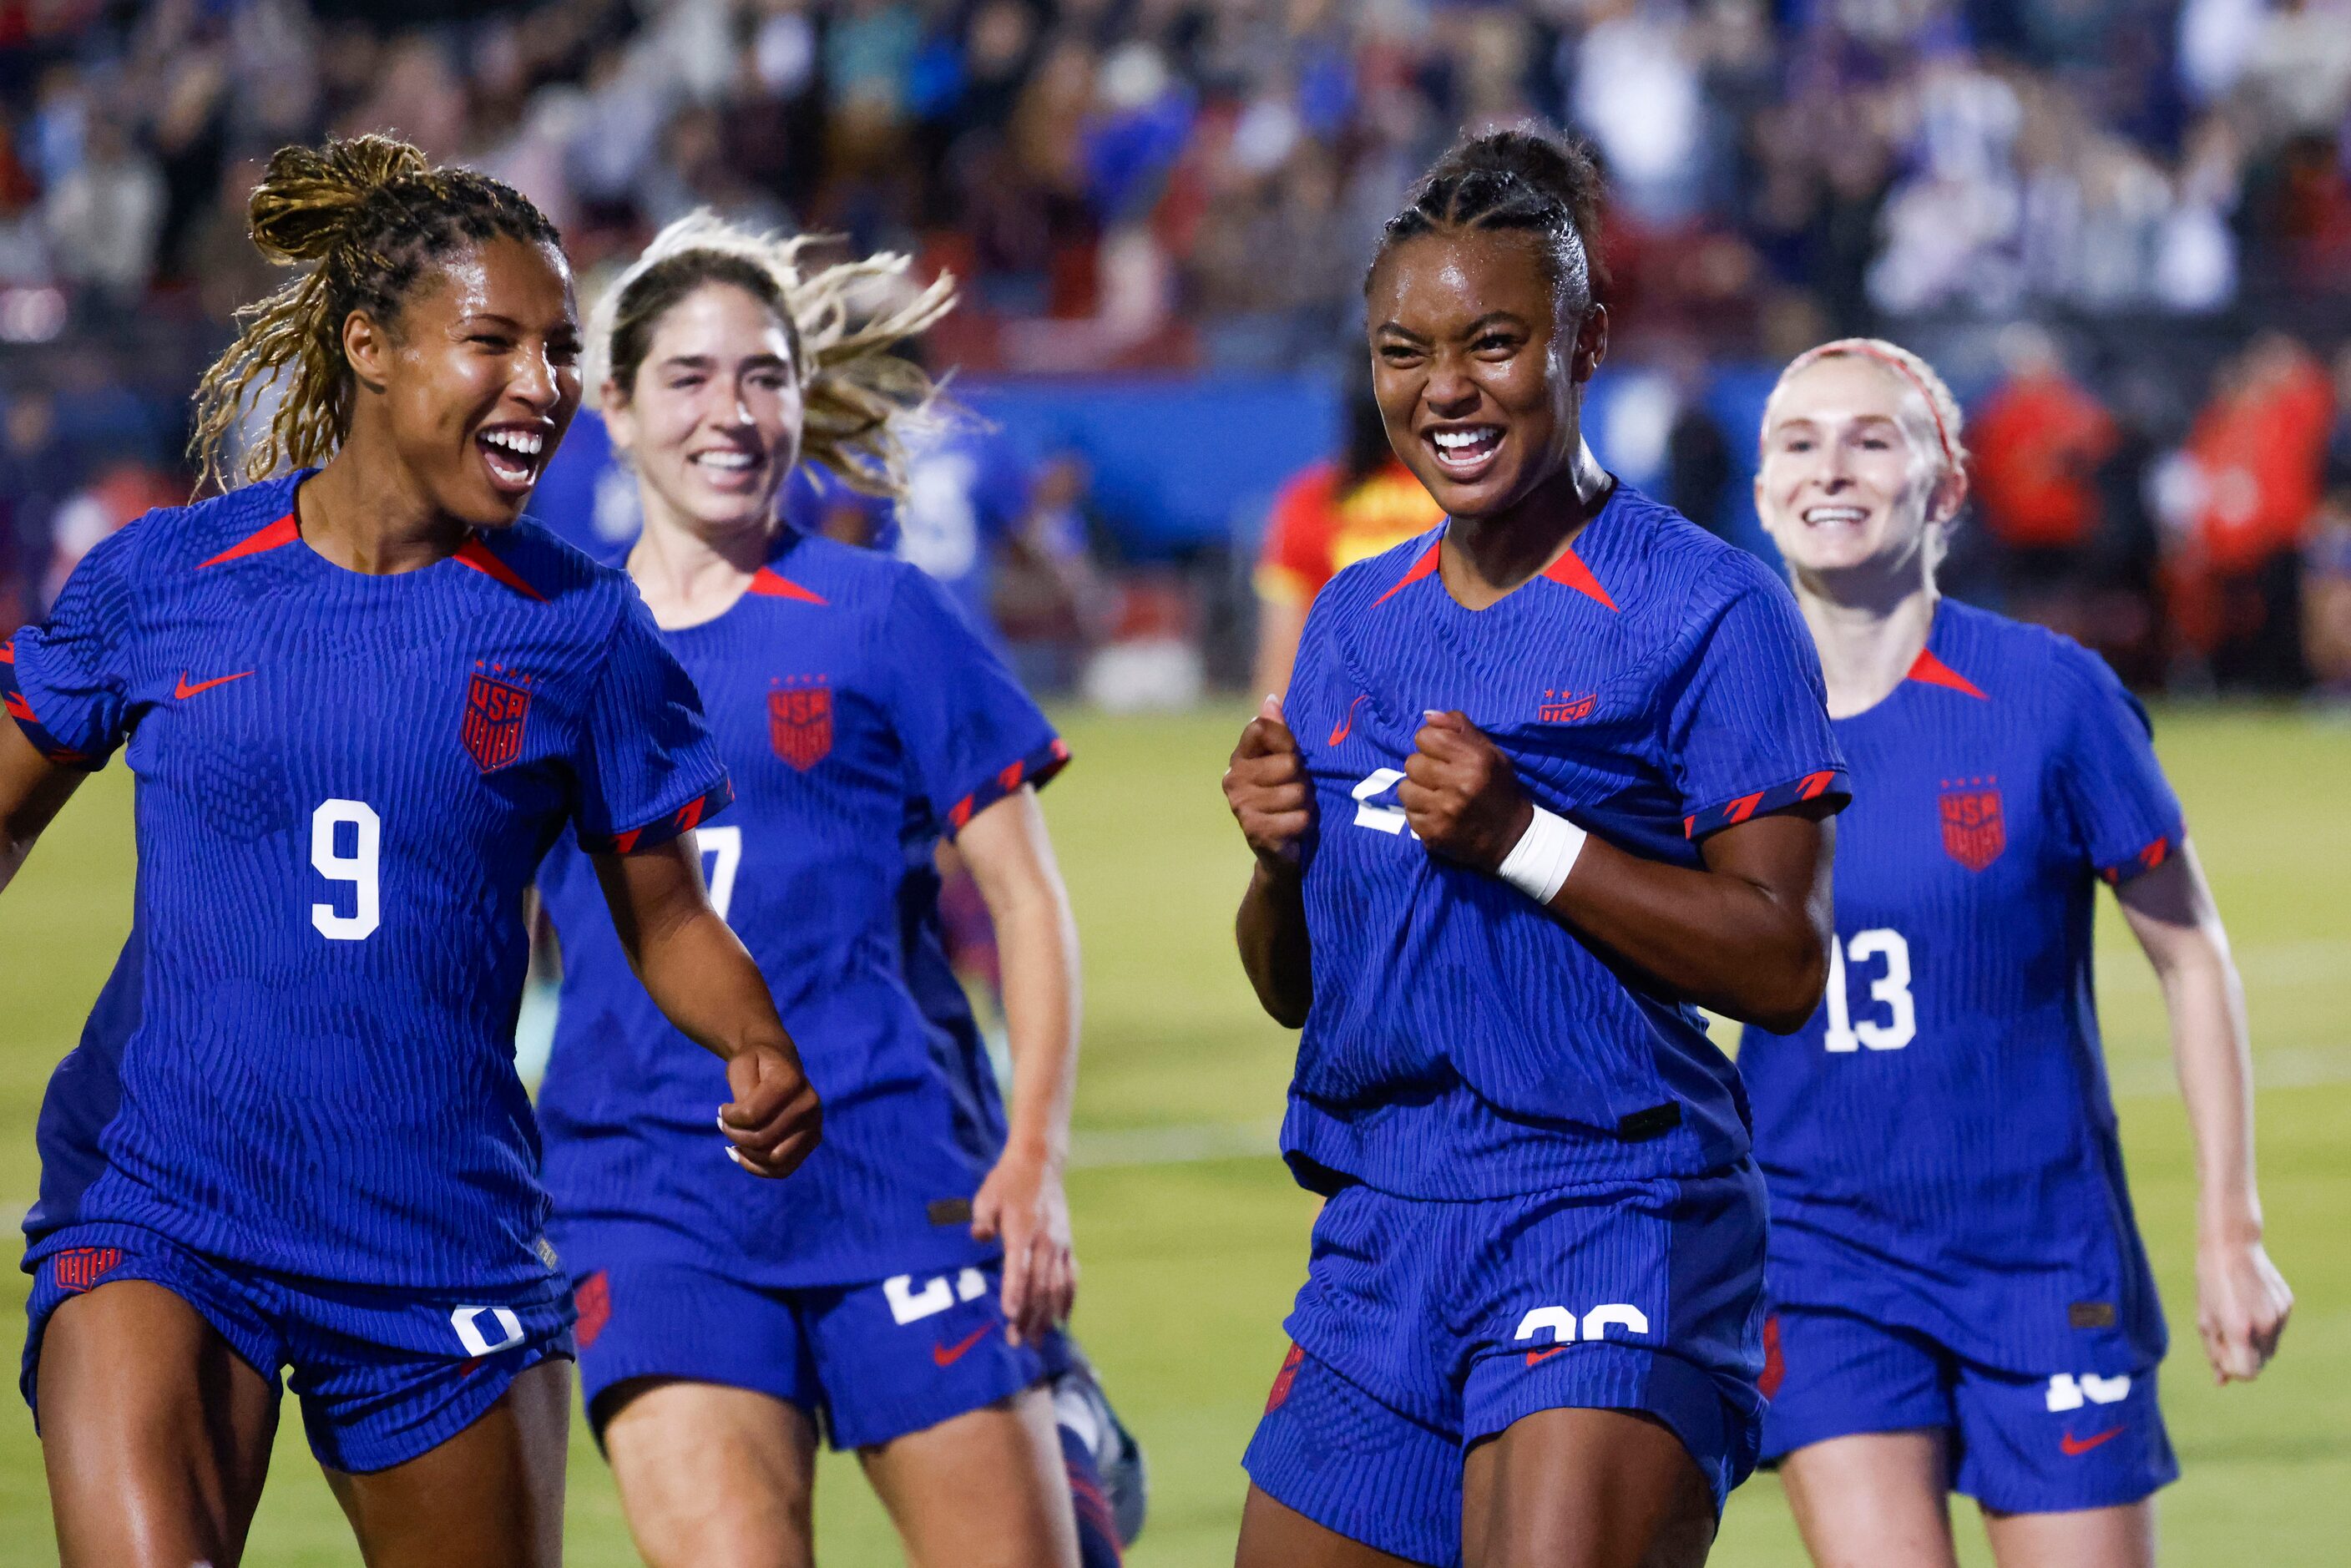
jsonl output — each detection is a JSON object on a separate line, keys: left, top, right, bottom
{"left": 589, "top": 838, "right": 821, "bottom": 1179}
{"left": 1225, "top": 695, "right": 1314, "bottom": 1028}
{"left": 0, "top": 721, "right": 84, "bottom": 897}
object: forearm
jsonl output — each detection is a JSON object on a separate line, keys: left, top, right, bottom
{"left": 633, "top": 906, "right": 799, "bottom": 1064}
{"left": 1237, "top": 858, "right": 1313, "bottom": 1028}
{"left": 2159, "top": 941, "right": 2263, "bottom": 1237}
{"left": 1544, "top": 829, "right": 1830, "bottom": 1030}
{"left": 993, "top": 881, "right": 1080, "bottom": 1163}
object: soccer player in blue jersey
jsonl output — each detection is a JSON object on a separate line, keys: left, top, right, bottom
{"left": 1221, "top": 128, "right": 1850, "bottom": 1568}
{"left": 528, "top": 214, "right": 1135, "bottom": 1568}
{"left": 0, "top": 139, "right": 821, "bottom": 1568}
{"left": 1742, "top": 339, "right": 2293, "bottom": 1567}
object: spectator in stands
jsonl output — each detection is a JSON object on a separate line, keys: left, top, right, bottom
{"left": 1969, "top": 326, "right": 2118, "bottom": 629}
{"left": 1248, "top": 375, "right": 1443, "bottom": 698}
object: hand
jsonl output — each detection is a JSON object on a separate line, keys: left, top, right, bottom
{"left": 972, "top": 1141, "right": 1074, "bottom": 1346}
{"left": 2196, "top": 1231, "right": 2292, "bottom": 1383}
{"left": 1399, "top": 710, "right": 1533, "bottom": 873}
{"left": 718, "top": 1040, "right": 822, "bottom": 1179}
{"left": 1224, "top": 695, "right": 1312, "bottom": 868}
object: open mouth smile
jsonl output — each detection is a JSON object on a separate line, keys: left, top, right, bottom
{"left": 1426, "top": 424, "right": 1504, "bottom": 483}
{"left": 477, "top": 425, "right": 549, "bottom": 495}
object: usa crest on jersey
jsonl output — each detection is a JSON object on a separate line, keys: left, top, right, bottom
{"left": 464, "top": 667, "right": 533, "bottom": 772}
{"left": 1939, "top": 779, "right": 2005, "bottom": 871}
{"left": 769, "top": 677, "right": 832, "bottom": 771}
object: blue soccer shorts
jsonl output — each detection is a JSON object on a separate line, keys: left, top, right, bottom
{"left": 570, "top": 1256, "right": 1069, "bottom": 1450}
{"left": 1245, "top": 1161, "right": 1768, "bottom": 1567}
{"left": 1757, "top": 1302, "right": 2177, "bottom": 1514}
{"left": 23, "top": 1222, "right": 574, "bottom": 1474}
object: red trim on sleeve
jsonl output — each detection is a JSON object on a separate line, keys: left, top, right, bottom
{"left": 747, "top": 569, "right": 827, "bottom": 604}
{"left": 453, "top": 539, "right": 546, "bottom": 601}
{"left": 589, "top": 777, "right": 737, "bottom": 856}
{"left": 1906, "top": 648, "right": 1988, "bottom": 700}
{"left": 1540, "top": 544, "right": 1618, "bottom": 611}
{"left": 2101, "top": 834, "right": 2173, "bottom": 885}
{"left": 195, "top": 513, "right": 300, "bottom": 569}
{"left": 1373, "top": 541, "right": 1443, "bottom": 605}
{"left": 1684, "top": 767, "right": 1853, "bottom": 839}
{"left": 942, "top": 738, "right": 1073, "bottom": 840}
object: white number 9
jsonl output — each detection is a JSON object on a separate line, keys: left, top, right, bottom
{"left": 311, "top": 799, "right": 381, "bottom": 941}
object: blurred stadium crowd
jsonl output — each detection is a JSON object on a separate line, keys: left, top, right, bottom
{"left": 3, "top": 0, "right": 2351, "bottom": 695}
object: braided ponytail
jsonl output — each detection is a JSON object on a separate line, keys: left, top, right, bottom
{"left": 1371, "top": 125, "right": 1608, "bottom": 315}
{"left": 188, "top": 134, "right": 564, "bottom": 494}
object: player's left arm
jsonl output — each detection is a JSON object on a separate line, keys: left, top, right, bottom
{"left": 2116, "top": 842, "right": 2292, "bottom": 1383}
{"left": 1400, "top": 711, "right": 1834, "bottom": 1032}
{"left": 956, "top": 784, "right": 1080, "bottom": 1346}
{"left": 0, "top": 720, "right": 85, "bottom": 898}
{"left": 589, "top": 839, "right": 822, "bottom": 1180}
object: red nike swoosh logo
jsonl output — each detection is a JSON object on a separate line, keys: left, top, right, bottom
{"left": 1524, "top": 1346, "right": 1568, "bottom": 1367}
{"left": 933, "top": 1325, "right": 992, "bottom": 1367}
{"left": 1327, "top": 695, "right": 1368, "bottom": 746}
{"left": 174, "top": 670, "right": 254, "bottom": 700}
{"left": 2061, "top": 1427, "right": 2124, "bottom": 1455}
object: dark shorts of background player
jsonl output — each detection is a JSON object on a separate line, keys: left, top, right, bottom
{"left": 1244, "top": 1161, "right": 1767, "bottom": 1568}
{"left": 23, "top": 1221, "right": 574, "bottom": 1474}
{"left": 570, "top": 1255, "right": 1071, "bottom": 1451}
{"left": 1757, "top": 1302, "right": 2177, "bottom": 1515}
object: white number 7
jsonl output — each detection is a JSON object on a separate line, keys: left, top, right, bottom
{"left": 696, "top": 825, "right": 743, "bottom": 922}
{"left": 311, "top": 799, "right": 381, "bottom": 940}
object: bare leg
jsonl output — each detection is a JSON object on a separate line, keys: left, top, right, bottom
{"left": 1234, "top": 1484, "right": 1426, "bottom": 1568}
{"left": 1461, "top": 1408, "right": 1716, "bottom": 1568}
{"left": 861, "top": 1386, "right": 1078, "bottom": 1568}
{"left": 1982, "top": 1500, "right": 2155, "bottom": 1568}
{"left": 321, "top": 1357, "right": 569, "bottom": 1568}
{"left": 1778, "top": 1431, "right": 1960, "bottom": 1568}
{"left": 38, "top": 1279, "right": 280, "bottom": 1568}
{"left": 596, "top": 1378, "right": 819, "bottom": 1568}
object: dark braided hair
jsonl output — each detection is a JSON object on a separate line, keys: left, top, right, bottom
{"left": 189, "top": 134, "right": 565, "bottom": 493}
{"left": 1370, "top": 126, "right": 1607, "bottom": 317}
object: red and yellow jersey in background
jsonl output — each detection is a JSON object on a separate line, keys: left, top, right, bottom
{"left": 1254, "top": 459, "right": 1444, "bottom": 608}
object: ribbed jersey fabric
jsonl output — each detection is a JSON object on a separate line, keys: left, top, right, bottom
{"left": 1741, "top": 600, "right": 2182, "bottom": 1373}
{"left": 1279, "top": 481, "right": 1850, "bottom": 1199}
{"left": 7, "top": 472, "right": 730, "bottom": 1291}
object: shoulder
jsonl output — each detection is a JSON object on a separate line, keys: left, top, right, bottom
{"left": 1613, "top": 486, "right": 1782, "bottom": 614}
{"left": 1937, "top": 599, "right": 2150, "bottom": 738}
{"left": 103, "top": 473, "right": 305, "bottom": 581}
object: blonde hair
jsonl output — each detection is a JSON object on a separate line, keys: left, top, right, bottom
{"left": 1766, "top": 336, "right": 1969, "bottom": 486}
{"left": 188, "top": 134, "right": 563, "bottom": 494}
{"left": 587, "top": 211, "right": 957, "bottom": 501}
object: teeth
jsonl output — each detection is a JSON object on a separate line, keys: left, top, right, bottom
{"left": 1433, "top": 429, "right": 1495, "bottom": 450}
{"left": 692, "top": 452, "right": 756, "bottom": 470}
{"left": 1804, "top": 508, "right": 1866, "bottom": 524}
{"left": 483, "top": 429, "right": 544, "bottom": 457}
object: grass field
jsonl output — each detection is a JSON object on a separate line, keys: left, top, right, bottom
{"left": 0, "top": 701, "right": 2345, "bottom": 1565}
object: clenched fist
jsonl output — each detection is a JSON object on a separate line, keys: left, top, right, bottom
{"left": 1225, "top": 695, "right": 1312, "bottom": 867}
{"left": 1398, "top": 710, "right": 1533, "bottom": 873}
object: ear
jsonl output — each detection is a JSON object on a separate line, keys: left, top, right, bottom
{"left": 1927, "top": 463, "right": 1969, "bottom": 526}
{"left": 1570, "top": 304, "right": 1610, "bottom": 385}
{"left": 341, "top": 310, "right": 392, "bottom": 396}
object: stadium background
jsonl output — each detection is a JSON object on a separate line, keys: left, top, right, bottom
{"left": 1, "top": 0, "right": 2348, "bottom": 1562}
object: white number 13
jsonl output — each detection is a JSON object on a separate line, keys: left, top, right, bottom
{"left": 1823, "top": 927, "right": 1915, "bottom": 1052}
{"left": 311, "top": 799, "right": 381, "bottom": 940}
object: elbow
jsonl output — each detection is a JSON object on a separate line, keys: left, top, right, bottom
{"left": 1733, "top": 926, "right": 1829, "bottom": 1035}
{"left": 1263, "top": 990, "right": 1311, "bottom": 1031}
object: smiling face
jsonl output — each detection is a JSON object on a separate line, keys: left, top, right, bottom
{"left": 364, "top": 235, "right": 582, "bottom": 527}
{"left": 604, "top": 281, "right": 802, "bottom": 543}
{"left": 1756, "top": 353, "right": 1964, "bottom": 587}
{"left": 1364, "top": 229, "right": 1605, "bottom": 522}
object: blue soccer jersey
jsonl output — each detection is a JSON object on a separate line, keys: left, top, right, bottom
{"left": 4, "top": 473, "right": 731, "bottom": 1293}
{"left": 1281, "top": 483, "right": 1849, "bottom": 1200}
{"left": 1741, "top": 600, "right": 2183, "bottom": 1373}
{"left": 534, "top": 531, "right": 1068, "bottom": 1287}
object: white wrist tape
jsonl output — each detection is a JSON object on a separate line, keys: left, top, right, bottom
{"left": 1497, "top": 807, "right": 1586, "bottom": 905}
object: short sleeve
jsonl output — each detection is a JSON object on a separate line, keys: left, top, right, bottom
{"left": 882, "top": 566, "right": 1069, "bottom": 838}
{"left": 2050, "top": 644, "right": 2184, "bottom": 885}
{"left": 572, "top": 592, "right": 734, "bottom": 853}
{"left": 1255, "top": 467, "right": 1337, "bottom": 608}
{"left": 1667, "top": 564, "right": 1851, "bottom": 838}
{"left": 4, "top": 528, "right": 139, "bottom": 769}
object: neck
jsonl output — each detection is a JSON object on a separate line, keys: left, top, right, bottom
{"left": 1791, "top": 559, "right": 1939, "bottom": 720}
{"left": 626, "top": 486, "right": 771, "bottom": 630}
{"left": 300, "top": 433, "right": 469, "bottom": 574}
{"left": 1443, "top": 437, "right": 1612, "bottom": 609}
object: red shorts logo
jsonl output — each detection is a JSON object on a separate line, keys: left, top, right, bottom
{"left": 769, "top": 679, "right": 832, "bottom": 771}
{"left": 463, "top": 669, "right": 533, "bottom": 772}
{"left": 1939, "top": 781, "right": 2005, "bottom": 872}
{"left": 574, "top": 1270, "right": 611, "bottom": 1351}
{"left": 1758, "top": 1313, "right": 1786, "bottom": 1399}
{"left": 1265, "top": 1343, "right": 1305, "bottom": 1413}
{"left": 52, "top": 1247, "right": 123, "bottom": 1294}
